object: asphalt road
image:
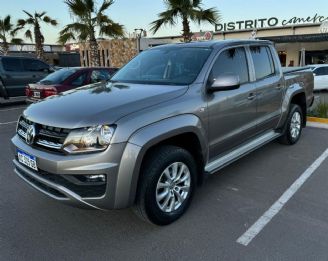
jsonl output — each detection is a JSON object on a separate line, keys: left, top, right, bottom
{"left": 1, "top": 102, "right": 328, "bottom": 261}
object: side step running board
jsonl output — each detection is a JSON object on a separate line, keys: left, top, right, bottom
{"left": 205, "top": 131, "right": 281, "bottom": 174}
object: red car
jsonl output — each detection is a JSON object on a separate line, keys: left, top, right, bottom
{"left": 26, "top": 67, "right": 118, "bottom": 102}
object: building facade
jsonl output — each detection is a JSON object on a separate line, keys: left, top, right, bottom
{"left": 141, "top": 15, "right": 328, "bottom": 67}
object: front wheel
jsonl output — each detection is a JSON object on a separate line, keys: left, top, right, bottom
{"left": 278, "top": 104, "right": 303, "bottom": 145}
{"left": 134, "top": 146, "right": 197, "bottom": 225}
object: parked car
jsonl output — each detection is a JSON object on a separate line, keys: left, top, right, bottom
{"left": 309, "top": 64, "right": 328, "bottom": 91}
{"left": 26, "top": 67, "right": 118, "bottom": 102}
{"left": 12, "top": 40, "right": 314, "bottom": 225}
{"left": 0, "top": 56, "right": 54, "bottom": 102}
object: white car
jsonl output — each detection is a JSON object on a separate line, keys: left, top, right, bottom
{"left": 310, "top": 64, "right": 328, "bottom": 91}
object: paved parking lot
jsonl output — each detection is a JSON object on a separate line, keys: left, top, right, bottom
{"left": 1, "top": 102, "right": 328, "bottom": 261}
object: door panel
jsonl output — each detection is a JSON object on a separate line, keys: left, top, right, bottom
{"left": 207, "top": 47, "right": 257, "bottom": 161}
{"left": 1, "top": 57, "right": 28, "bottom": 97}
{"left": 208, "top": 83, "right": 257, "bottom": 160}
{"left": 249, "top": 46, "right": 283, "bottom": 131}
{"left": 22, "top": 59, "right": 50, "bottom": 83}
{"left": 256, "top": 75, "right": 284, "bottom": 130}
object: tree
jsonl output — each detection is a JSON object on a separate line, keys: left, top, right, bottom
{"left": 0, "top": 15, "right": 23, "bottom": 55}
{"left": 15, "top": 11, "right": 58, "bottom": 61}
{"left": 150, "top": 0, "right": 220, "bottom": 42}
{"left": 59, "top": 0, "right": 124, "bottom": 67}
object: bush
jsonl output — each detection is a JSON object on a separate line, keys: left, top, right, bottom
{"left": 308, "top": 101, "right": 328, "bottom": 118}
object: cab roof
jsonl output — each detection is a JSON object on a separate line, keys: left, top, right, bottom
{"left": 151, "top": 39, "right": 273, "bottom": 50}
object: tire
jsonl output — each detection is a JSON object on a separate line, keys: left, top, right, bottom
{"left": 134, "top": 145, "right": 197, "bottom": 225}
{"left": 278, "top": 104, "right": 303, "bottom": 145}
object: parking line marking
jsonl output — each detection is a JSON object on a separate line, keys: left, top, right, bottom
{"left": 0, "top": 121, "right": 17, "bottom": 126}
{"left": 236, "top": 148, "right": 328, "bottom": 246}
{"left": 0, "top": 106, "right": 26, "bottom": 112}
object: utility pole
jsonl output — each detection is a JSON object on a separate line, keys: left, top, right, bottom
{"left": 134, "top": 28, "right": 146, "bottom": 53}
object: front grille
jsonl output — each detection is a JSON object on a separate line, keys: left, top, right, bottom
{"left": 17, "top": 116, "right": 70, "bottom": 153}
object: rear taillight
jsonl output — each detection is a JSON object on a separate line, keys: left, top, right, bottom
{"left": 25, "top": 86, "right": 31, "bottom": 97}
{"left": 43, "top": 88, "right": 57, "bottom": 98}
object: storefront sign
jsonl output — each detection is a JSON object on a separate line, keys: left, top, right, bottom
{"left": 191, "top": 31, "right": 213, "bottom": 41}
{"left": 320, "top": 21, "right": 328, "bottom": 33}
{"left": 215, "top": 14, "right": 328, "bottom": 32}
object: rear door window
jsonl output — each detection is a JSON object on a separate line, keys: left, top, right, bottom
{"left": 314, "top": 67, "right": 328, "bottom": 76}
{"left": 22, "top": 59, "right": 49, "bottom": 72}
{"left": 250, "top": 46, "right": 275, "bottom": 80}
{"left": 210, "top": 47, "right": 249, "bottom": 84}
{"left": 90, "top": 70, "right": 111, "bottom": 83}
{"left": 2, "top": 57, "right": 23, "bottom": 72}
{"left": 71, "top": 72, "right": 87, "bottom": 86}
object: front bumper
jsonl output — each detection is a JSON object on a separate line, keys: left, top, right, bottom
{"left": 11, "top": 134, "right": 136, "bottom": 210}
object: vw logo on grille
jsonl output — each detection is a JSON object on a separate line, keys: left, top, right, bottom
{"left": 26, "top": 124, "right": 36, "bottom": 145}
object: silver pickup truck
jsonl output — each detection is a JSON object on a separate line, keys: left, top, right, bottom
{"left": 12, "top": 40, "right": 314, "bottom": 225}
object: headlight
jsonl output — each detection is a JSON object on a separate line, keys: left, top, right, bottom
{"left": 63, "top": 125, "right": 115, "bottom": 154}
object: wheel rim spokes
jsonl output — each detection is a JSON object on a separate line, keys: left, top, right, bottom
{"left": 290, "top": 112, "right": 301, "bottom": 139}
{"left": 156, "top": 162, "right": 191, "bottom": 213}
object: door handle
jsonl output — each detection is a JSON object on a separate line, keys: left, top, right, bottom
{"left": 247, "top": 93, "right": 256, "bottom": 100}
{"left": 275, "top": 84, "right": 283, "bottom": 90}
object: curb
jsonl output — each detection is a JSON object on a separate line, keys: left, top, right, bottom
{"left": 307, "top": 117, "right": 328, "bottom": 130}
{"left": 307, "top": 117, "right": 328, "bottom": 124}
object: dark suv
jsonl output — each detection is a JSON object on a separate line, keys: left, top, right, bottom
{"left": 0, "top": 56, "right": 53, "bottom": 102}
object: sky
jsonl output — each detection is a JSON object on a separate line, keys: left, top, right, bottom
{"left": 2, "top": 0, "right": 328, "bottom": 44}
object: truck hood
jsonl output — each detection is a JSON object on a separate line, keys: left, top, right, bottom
{"left": 24, "top": 81, "right": 188, "bottom": 129}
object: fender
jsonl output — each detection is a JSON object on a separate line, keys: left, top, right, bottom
{"left": 277, "top": 82, "right": 305, "bottom": 129}
{"left": 113, "top": 114, "right": 208, "bottom": 208}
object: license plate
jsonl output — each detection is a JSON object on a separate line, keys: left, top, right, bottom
{"left": 33, "top": 91, "right": 40, "bottom": 98}
{"left": 17, "top": 149, "right": 38, "bottom": 171}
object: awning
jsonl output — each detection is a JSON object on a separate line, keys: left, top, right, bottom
{"left": 259, "top": 33, "right": 328, "bottom": 43}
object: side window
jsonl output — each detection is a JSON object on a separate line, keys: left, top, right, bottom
{"left": 250, "top": 46, "right": 275, "bottom": 80}
{"left": 314, "top": 67, "right": 328, "bottom": 76}
{"left": 22, "top": 59, "right": 49, "bottom": 72}
{"left": 90, "top": 70, "right": 110, "bottom": 83}
{"left": 210, "top": 47, "right": 249, "bottom": 84}
{"left": 2, "top": 58, "right": 23, "bottom": 72}
{"left": 71, "top": 73, "right": 87, "bottom": 86}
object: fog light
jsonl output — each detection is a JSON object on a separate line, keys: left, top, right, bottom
{"left": 86, "top": 174, "right": 106, "bottom": 182}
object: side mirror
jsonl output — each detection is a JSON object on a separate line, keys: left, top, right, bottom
{"left": 208, "top": 74, "right": 240, "bottom": 92}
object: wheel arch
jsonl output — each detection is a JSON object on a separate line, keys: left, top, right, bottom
{"left": 113, "top": 114, "right": 208, "bottom": 208}
{"left": 278, "top": 83, "right": 307, "bottom": 129}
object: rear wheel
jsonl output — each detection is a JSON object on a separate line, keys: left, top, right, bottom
{"left": 134, "top": 145, "right": 197, "bottom": 225}
{"left": 278, "top": 104, "right": 303, "bottom": 145}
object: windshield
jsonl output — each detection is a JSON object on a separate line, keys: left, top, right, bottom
{"left": 111, "top": 47, "right": 212, "bottom": 85}
{"left": 39, "top": 68, "right": 78, "bottom": 84}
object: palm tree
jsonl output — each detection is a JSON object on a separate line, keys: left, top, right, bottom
{"left": 0, "top": 15, "right": 23, "bottom": 55}
{"left": 59, "top": 0, "right": 124, "bottom": 67}
{"left": 15, "top": 11, "right": 58, "bottom": 61}
{"left": 150, "top": 0, "right": 220, "bottom": 42}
